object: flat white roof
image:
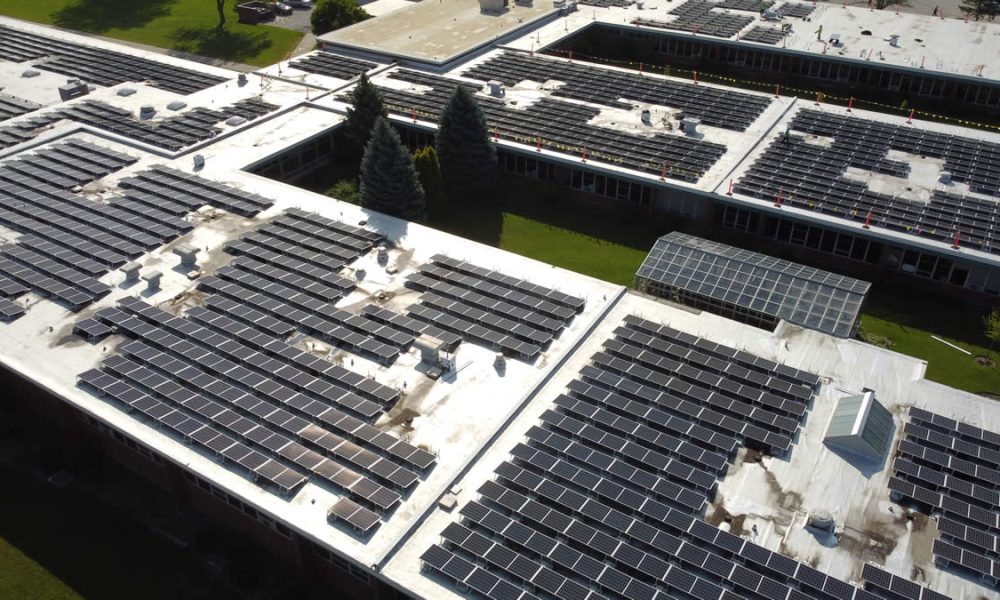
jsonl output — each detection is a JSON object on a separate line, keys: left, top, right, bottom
{"left": 502, "top": 1, "right": 1000, "bottom": 83}
{"left": 2, "top": 16, "right": 1000, "bottom": 600}
{"left": 317, "top": 0, "right": 561, "bottom": 65}
{"left": 383, "top": 290, "right": 999, "bottom": 600}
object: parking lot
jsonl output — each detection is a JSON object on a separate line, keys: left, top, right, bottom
{"left": 269, "top": 3, "right": 314, "bottom": 33}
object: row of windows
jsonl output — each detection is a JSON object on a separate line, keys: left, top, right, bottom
{"left": 762, "top": 216, "right": 884, "bottom": 264}
{"left": 310, "top": 542, "right": 372, "bottom": 583}
{"left": 180, "top": 469, "right": 294, "bottom": 539}
{"left": 251, "top": 133, "right": 335, "bottom": 181}
{"left": 569, "top": 169, "right": 653, "bottom": 206}
{"left": 86, "top": 414, "right": 164, "bottom": 464}
{"left": 498, "top": 153, "right": 557, "bottom": 180}
{"left": 714, "top": 205, "right": 1000, "bottom": 294}
{"left": 715, "top": 206, "right": 884, "bottom": 264}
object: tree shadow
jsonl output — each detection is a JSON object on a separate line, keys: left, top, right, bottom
{"left": 52, "top": 0, "right": 177, "bottom": 34}
{"left": 170, "top": 27, "right": 274, "bottom": 64}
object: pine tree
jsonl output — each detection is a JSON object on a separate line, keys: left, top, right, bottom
{"left": 341, "top": 73, "right": 386, "bottom": 162}
{"left": 360, "top": 118, "right": 426, "bottom": 222}
{"left": 413, "top": 146, "right": 445, "bottom": 218}
{"left": 435, "top": 85, "right": 497, "bottom": 201}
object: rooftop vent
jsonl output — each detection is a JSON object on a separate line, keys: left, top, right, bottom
{"left": 141, "top": 269, "right": 162, "bottom": 292}
{"left": 487, "top": 80, "right": 505, "bottom": 97}
{"left": 681, "top": 117, "right": 701, "bottom": 137}
{"left": 939, "top": 171, "right": 952, "bottom": 184}
{"left": 823, "top": 390, "right": 894, "bottom": 463}
{"left": 139, "top": 104, "right": 156, "bottom": 119}
{"left": 888, "top": 34, "right": 900, "bottom": 47}
{"left": 120, "top": 262, "right": 141, "bottom": 283}
{"left": 58, "top": 79, "right": 89, "bottom": 101}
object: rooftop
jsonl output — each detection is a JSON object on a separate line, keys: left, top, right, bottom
{"left": 502, "top": 0, "right": 1000, "bottom": 82}
{"left": 0, "top": 13, "right": 998, "bottom": 600}
{"left": 316, "top": 0, "right": 562, "bottom": 66}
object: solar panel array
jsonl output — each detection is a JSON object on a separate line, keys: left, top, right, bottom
{"left": 405, "top": 254, "right": 585, "bottom": 362}
{"left": 635, "top": 0, "right": 756, "bottom": 38}
{"left": 741, "top": 25, "right": 787, "bottom": 44}
{"left": 635, "top": 232, "right": 870, "bottom": 338}
{"left": 718, "top": 0, "right": 773, "bottom": 10}
{"left": 0, "top": 93, "right": 42, "bottom": 123}
{"left": 577, "top": 0, "right": 634, "bottom": 6}
{"left": 0, "top": 145, "right": 274, "bottom": 314}
{"left": 418, "top": 316, "right": 870, "bottom": 600}
{"left": 198, "top": 208, "right": 441, "bottom": 366}
{"left": 860, "top": 564, "right": 951, "bottom": 600}
{"left": 78, "top": 296, "right": 436, "bottom": 534}
{"left": 777, "top": 2, "right": 816, "bottom": 17}
{"left": 118, "top": 164, "right": 274, "bottom": 217}
{"left": 0, "top": 140, "right": 137, "bottom": 311}
{"left": 463, "top": 52, "right": 770, "bottom": 132}
{"left": 0, "top": 115, "right": 62, "bottom": 150}
{"left": 0, "top": 24, "right": 226, "bottom": 95}
{"left": 889, "top": 407, "right": 1000, "bottom": 592}
{"left": 57, "top": 98, "right": 279, "bottom": 152}
{"left": 289, "top": 51, "right": 377, "bottom": 80}
{"left": 735, "top": 109, "right": 1000, "bottom": 253}
{"left": 369, "top": 69, "right": 727, "bottom": 181}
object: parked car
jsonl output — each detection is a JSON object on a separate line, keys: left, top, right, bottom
{"left": 288, "top": 0, "right": 314, "bottom": 7}
{"left": 273, "top": 1, "right": 293, "bottom": 15}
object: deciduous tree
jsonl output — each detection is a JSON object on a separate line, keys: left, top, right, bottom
{"left": 311, "top": 0, "right": 372, "bottom": 35}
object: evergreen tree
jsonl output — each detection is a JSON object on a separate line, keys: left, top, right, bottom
{"left": 340, "top": 73, "right": 387, "bottom": 162}
{"left": 436, "top": 85, "right": 497, "bottom": 201}
{"left": 413, "top": 146, "right": 445, "bottom": 218}
{"left": 360, "top": 118, "right": 426, "bottom": 222}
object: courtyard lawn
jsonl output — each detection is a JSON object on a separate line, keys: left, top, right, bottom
{"left": 0, "top": 0, "right": 302, "bottom": 66}
{"left": 0, "top": 538, "right": 81, "bottom": 600}
{"left": 498, "top": 213, "right": 648, "bottom": 287}
{"left": 859, "top": 291, "right": 1000, "bottom": 395}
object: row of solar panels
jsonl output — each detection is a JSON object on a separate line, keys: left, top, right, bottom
{"left": 889, "top": 406, "right": 1000, "bottom": 591}
{"left": 79, "top": 297, "right": 428, "bottom": 524}
{"left": 372, "top": 70, "right": 727, "bottom": 182}
{"left": 462, "top": 52, "right": 770, "bottom": 132}
{"left": 404, "top": 256, "right": 585, "bottom": 362}
{"left": 0, "top": 24, "right": 226, "bottom": 95}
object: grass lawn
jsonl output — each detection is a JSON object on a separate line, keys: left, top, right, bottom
{"left": 0, "top": 538, "right": 81, "bottom": 600}
{"left": 0, "top": 0, "right": 302, "bottom": 66}
{"left": 497, "top": 214, "right": 648, "bottom": 287}
{"left": 426, "top": 178, "right": 660, "bottom": 287}
{"left": 860, "top": 290, "right": 1000, "bottom": 395}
